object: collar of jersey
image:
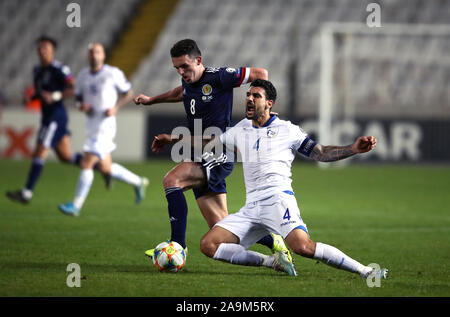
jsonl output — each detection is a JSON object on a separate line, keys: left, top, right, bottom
{"left": 90, "top": 64, "right": 104, "bottom": 75}
{"left": 252, "top": 115, "right": 278, "bottom": 129}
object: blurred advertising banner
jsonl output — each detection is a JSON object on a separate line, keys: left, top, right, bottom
{"left": 0, "top": 108, "right": 145, "bottom": 161}
{"left": 146, "top": 115, "right": 450, "bottom": 163}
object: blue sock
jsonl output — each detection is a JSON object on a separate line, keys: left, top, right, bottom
{"left": 257, "top": 234, "right": 274, "bottom": 249}
{"left": 25, "top": 158, "right": 45, "bottom": 191}
{"left": 165, "top": 187, "right": 188, "bottom": 249}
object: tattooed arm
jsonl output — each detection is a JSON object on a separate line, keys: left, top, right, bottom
{"left": 310, "top": 136, "right": 377, "bottom": 162}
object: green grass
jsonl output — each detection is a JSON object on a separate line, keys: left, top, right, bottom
{"left": 0, "top": 159, "right": 449, "bottom": 297}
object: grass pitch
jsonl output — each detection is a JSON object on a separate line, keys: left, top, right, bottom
{"left": 0, "top": 159, "right": 449, "bottom": 297}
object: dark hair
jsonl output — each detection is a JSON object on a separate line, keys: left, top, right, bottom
{"left": 250, "top": 79, "right": 277, "bottom": 104}
{"left": 170, "top": 39, "right": 201, "bottom": 58}
{"left": 37, "top": 35, "right": 57, "bottom": 49}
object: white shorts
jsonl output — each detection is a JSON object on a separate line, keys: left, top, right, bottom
{"left": 83, "top": 116, "right": 116, "bottom": 159}
{"left": 215, "top": 192, "right": 308, "bottom": 249}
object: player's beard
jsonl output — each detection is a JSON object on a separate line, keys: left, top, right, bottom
{"left": 245, "top": 103, "right": 265, "bottom": 121}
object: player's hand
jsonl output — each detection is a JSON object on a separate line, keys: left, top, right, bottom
{"left": 40, "top": 90, "right": 54, "bottom": 104}
{"left": 79, "top": 103, "right": 94, "bottom": 116}
{"left": 151, "top": 134, "right": 173, "bottom": 153}
{"left": 352, "top": 136, "right": 377, "bottom": 154}
{"left": 105, "top": 106, "right": 118, "bottom": 117}
{"left": 134, "top": 94, "right": 152, "bottom": 105}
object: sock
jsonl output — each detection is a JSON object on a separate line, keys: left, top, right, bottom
{"left": 313, "top": 242, "right": 371, "bottom": 277}
{"left": 70, "top": 152, "right": 83, "bottom": 166}
{"left": 110, "top": 162, "right": 141, "bottom": 187}
{"left": 213, "top": 243, "right": 273, "bottom": 267}
{"left": 25, "top": 157, "right": 45, "bottom": 191}
{"left": 73, "top": 169, "right": 94, "bottom": 210}
{"left": 256, "top": 234, "right": 274, "bottom": 249}
{"left": 165, "top": 187, "right": 188, "bottom": 249}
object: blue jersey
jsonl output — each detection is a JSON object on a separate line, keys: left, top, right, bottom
{"left": 181, "top": 67, "right": 250, "bottom": 134}
{"left": 33, "top": 60, "right": 72, "bottom": 123}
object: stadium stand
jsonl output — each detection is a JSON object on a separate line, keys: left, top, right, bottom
{"left": 130, "top": 0, "right": 450, "bottom": 118}
{"left": 1, "top": 0, "right": 449, "bottom": 118}
{"left": 0, "top": 0, "right": 142, "bottom": 105}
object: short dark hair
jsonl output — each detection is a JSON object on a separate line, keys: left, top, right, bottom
{"left": 37, "top": 35, "right": 57, "bottom": 49}
{"left": 250, "top": 79, "right": 277, "bottom": 104}
{"left": 170, "top": 39, "right": 201, "bottom": 58}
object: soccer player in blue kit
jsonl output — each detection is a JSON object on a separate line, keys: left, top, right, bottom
{"left": 6, "top": 36, "right": 81, "bottom": 204}
{"left": 134, "top": 39, "right": 290, "bottom": 259}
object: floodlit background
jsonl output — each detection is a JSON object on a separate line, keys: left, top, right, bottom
{"left": 0, "top": 0, "right": 449, "bottom": 162}
{"left": 0, "top": 0, "right": 449, "bottom": 297}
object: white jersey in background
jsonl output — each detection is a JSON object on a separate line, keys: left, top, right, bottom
{"left": 219, "top": 116, "right": 316, "bottom": 204}
{"left": 75, "top": 64, "right": 131, "bottom": 157}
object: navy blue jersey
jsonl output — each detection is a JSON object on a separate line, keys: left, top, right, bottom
{"left": 181, "top": 67, "right": 250, "bottom": 135}
{"left": 33, "top": 60, "right": 73, "bottom": 122}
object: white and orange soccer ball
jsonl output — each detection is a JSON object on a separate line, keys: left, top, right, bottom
{"left": 152, "top": 241, "right": 186, "bottom": 273}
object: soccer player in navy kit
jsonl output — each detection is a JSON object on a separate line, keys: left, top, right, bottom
{"left": 6, "top": 36, "right": 81, "bottom": 204}
{"left": 134, "top": 39, "right": 290, "bottom": 258}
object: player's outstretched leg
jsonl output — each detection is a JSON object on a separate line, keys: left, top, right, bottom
{"left": 285, "top": 228, "right": 388, "bottom": 279}
{"left": 59, "top": 152, "right": 99, "bottom": 216}
{"left": 200, "top": 227, "right": 297, "bottom": 276}
{"left": 109, "top": 162, "right": 148, "bottom": 204}
{"left": 6, "top": 144, "right": 49, "bottom": 204}
{"left": 59, "top": 168, "right": 94, "bottom": 216}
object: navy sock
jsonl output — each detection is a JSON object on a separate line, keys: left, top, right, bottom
{"left": 165, "top": 187, "right": 188, "bottom": 249}
{"left": 257, "top": 234, "right": 274, "bottom": 249}
{"left": 25, "top": 158, "right": 45, "bottom": 191}
{"left": 72, "top": 152, "right": 100, "bottom": 170}
{"left": 71, "top": 152, "right": 83, "bottom": 166}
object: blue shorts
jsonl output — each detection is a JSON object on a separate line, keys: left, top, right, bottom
{"left": 193, "top": 161, "right": 234, "bottom": 200}
{"left": 37, "top": 110, "right": 70, "bottom": 148}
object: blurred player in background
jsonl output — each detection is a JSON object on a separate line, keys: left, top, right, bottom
{"left": 6, "top": 36, "right": 81, "bottom": 204}
{"left": 134, "top": 39, "right": 290, "bottom": 259}
{"left": 58, "top": 43, "right": 148, "bottom": 216}
{"left": 200, "top": 79, "right": 388, "bottom": 280}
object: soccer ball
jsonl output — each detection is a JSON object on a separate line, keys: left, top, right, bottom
{"left": 152, "top": 241, "right": 186, "bottom": 272}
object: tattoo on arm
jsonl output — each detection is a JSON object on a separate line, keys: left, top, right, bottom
{"left": 311, "top": 144, "right": 355, "bottom": 162}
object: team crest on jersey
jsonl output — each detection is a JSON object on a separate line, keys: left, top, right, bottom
{"left": 266, "top": 127, "right": 278, "bottom": 138}
{"left": 202, "top": 84, "right": 213, "bottom": 96}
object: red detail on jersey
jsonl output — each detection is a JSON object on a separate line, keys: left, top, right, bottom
{"left": 237, "top": 67, "right": 246, "bottom": 86}
{"left": 65, "top": 74, "right": 74, "bottom": 84}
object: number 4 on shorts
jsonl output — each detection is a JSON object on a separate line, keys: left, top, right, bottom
{"left": 283, "top": 208, "right": 291, "bottom": 221}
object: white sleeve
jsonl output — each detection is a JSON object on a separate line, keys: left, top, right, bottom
{"left": 113, "top": 68, "right": 131, "bottom": 93}
{"left": 219, "top": 127, "right": 236, "bottom": 152}
{"left": 290, "top": 123, "right": 316, "bottom": 157}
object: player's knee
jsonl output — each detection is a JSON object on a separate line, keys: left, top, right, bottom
{"left": 200, "top": 236, "right": 218, "bottom": 258}
{"left": 58, "top": 154, "right": 72, "bottom": 164}
{"left": 292, "top": 239, "right": 315, "bottom": 258}
{"left": 163, "top": 172, "right": 181, "bottom": 189}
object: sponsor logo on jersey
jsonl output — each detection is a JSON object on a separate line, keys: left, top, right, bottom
{"left": 226, "top": 67, "right": 236, "bottom": 73}
{"left": 202, "top": 84, "right": 213, "bottom": 96}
